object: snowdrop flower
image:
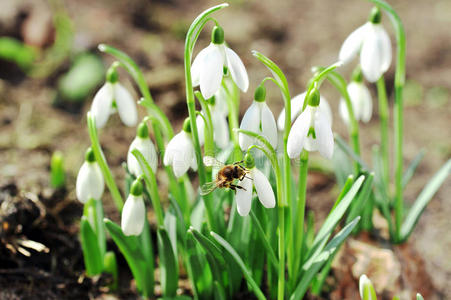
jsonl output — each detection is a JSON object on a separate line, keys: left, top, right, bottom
{"left": 339, "top": 7, "right": 392, "bottom": 82}
{"left": 121, "top": 179, "right": 145, "bottom": 236}
{"left": 91, "top": 65, "right": 138, "bottom": 128}
{"left": 277, "top": 92, "right": 332, "bottom": 131}
{"left": 197, "top": 88, "right": 230, "bottom": 149}
{"left": 76, "top": 148, "right": 104, "bottom": 203}
{"left": 163, "top": 118, "right": 198, "bottom": 178}
{"left": 339, "top": 68, "right": 373, "bottom": 125}
{"left": 192, "top": 25, "right": 249, "bottom": 99}
{"left": 239, "top": 85, "right": 278, "bottom": 150}
{"left": 127, "top": 122, "right": 158, "bottom": 176}
{"left": 359, "top": 274, "right": 376, "bottom": 300}
{"left": 287, "top": 89, "right": 334, "bottom": 159}
{"left": 235, "top": 153, "right": 275, "bottom": 216}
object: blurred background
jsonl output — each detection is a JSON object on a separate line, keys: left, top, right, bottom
{"left": 0, "top": 0, "right": 450, "bottom": 299}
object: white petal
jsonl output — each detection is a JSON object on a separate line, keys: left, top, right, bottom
{"left": 360, "top": 24, "right": 384, "bottom": 82}
{"left": 76, "top": 162, "right": 104, "bottom": 203}
{"left": 252, "top": 168, "right": 275, "bottom": 208}
{"left": 239, "top": 102, "right": 261, "bottom": 150}
{"left": 260, "top": 103, "right": 278, "bottom": 149}
{"left": 315, "top": 110, "right": 334, "bottom": 159}
{"left": 164, "top": 131, "right": 184, "bottom": 166}
{"left": 277, "top": 92, "right": 306, "bottom": 131}
{"left": 196, "top": 114, "right": 205, "bottom": 147}
{"left": 214, "top": 88, "right": 229, "bottom": 116}
{"left": 114, "top": 83, "right": 138, "bottom": 127}
{"left": 225, "top": 46, "right": 249, "bottom": 92}
{"left": 287, "top": 107, "right": 312, "bottom": 158}
{"left": 360, "top": 83, "right": 373, "bottom": 123}
{"left": 127, "top": 137, "right": 158, "bottom": 176}
{"left": 235, "top": 176, "right": 253, "bottom": 216}
{"left": 347, "top": 82, "right": 363, "bottom": 121}
{"left": 213, "top": 111, "right": 229, "bottom": 149}
{"left": 339, "top": 23, "right": 368, "bottom": 64}
{"left": 91, "top": 83, "right": 114, "bottom": 128}
{"left": 374, "top": 24, "right": 392, "bottom": 73}
{"left": 121, "top": 195, "right": 145, "bottom": 236}
{"left": 359, "top": 274, "right": 375, "bottom": 300}
{"left": 171, "top": 132, "right": 195, "bottom": 178}
{"left": 319, "top": 96, "right": 333, "bottom": 125}
{"left": 200, "top": 44, "right": 224, "bottom": 99}
{"left": 191, "top": 46, "right": 210, "bottom": 87}
{"left": 339, "top": 98, "right": 351, "bottom": 125}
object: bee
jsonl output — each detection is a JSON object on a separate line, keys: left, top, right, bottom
{"left": 200, "top": 156, "right": 250, "bottom": 195}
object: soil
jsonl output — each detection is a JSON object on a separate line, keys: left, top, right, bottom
{"left": 0, "top": 0, "right": 450, "bottom": 299}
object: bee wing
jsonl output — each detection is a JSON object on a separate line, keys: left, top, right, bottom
{"left": 203, "top": 156, "right": 224, "bottom": 168}
{"left": 200, "top": 181, "right": 218, "bottom": 196}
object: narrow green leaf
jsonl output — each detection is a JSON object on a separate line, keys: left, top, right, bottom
{"left": 416, "top": 293, "right": 424, "bottom": 300}
{"left": 80, "top": 216, "right": 103, "bottom": 276}
{"left": 83, "top": 198, "right": 106, "bottom": 257}
{"left": 185, "top": 237, "right": 213, "bottom": 298}
{"left": 290, "top": 217, "right": 360, "bottom": 300}
{"left": 211, "top": 232, "right": 266, "bottom": 300}
{"left": 213, "top": 281, "right": 227, "bottom": 300}
{"left": 103, "top": 251, "right": 118, "bottom": 291}
{"left": 306, "top": 176, "right": 365, "bottom": 260}
{"left": 250, "top": 211, "right": 278, "bottom": 269}
{"left": 331, "top": 175, "right": 354, "bottom": 212}
{"left": 335, "top": 135, "right": 370, "bottom": 171}
{"left": 158, "top": 227, "right": 179, "bottom": 297}
{"left": 104, "top": 219, "right": 153, "bottom": 298}
{"left": 50, "top": 151, "right": 65, "bottom": 189}
{"left": 400, "top": 159, "right": 451, "bottom": 241}
{"left": 402, "top": 149, "right": 426, "bottom": 188}
{"left": 346, "top": 173, "right": 374, "bottom": 224}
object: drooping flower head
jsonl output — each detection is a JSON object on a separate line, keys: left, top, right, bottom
{"left": 235, "top": 153, "right": 276, "bottom": 216}
{"left": 192, "top": 25, "right": 249, "bottom": 99}
{"left": 91, "top": 64, "right": 138, "bottom": 128}
{"left": 239, "top": 85, "right": 278, "bottom": 150}
{"left": 76, "top": 147, "right": 105, "bottom": 203}
{"left": 287, "top": 88, "right": 334, "bottom": 159}
{"left": 339, "top": 67, "right": 373, "bottom": 125}
{"left": 127, "top": 121, "right": 158, "bottom": 176}
{"left": 163, "top": 118, "right": 198, "bottom": 178}
{"left": 339, "top": 7, "right": 392, "bottom": 82}
{"left": 197, "top": 88, "right": 230, "bottom": 149}
{"left": 121, "top": 179, "right": 145, "bottom": 236}
{"left": 277, "top": 91, "right": 332, "bottom": 131}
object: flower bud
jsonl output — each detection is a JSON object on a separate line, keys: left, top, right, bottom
{"left": 211, "top": 26, "right": 224, "bottom": 44}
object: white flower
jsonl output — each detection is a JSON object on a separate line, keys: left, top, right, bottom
{"left": 76, "top": 149, "right": 104, "bottom": 203}
{"left": 191, "top": 26, "right": 249, "bottom": 99}
{"left": 287, "top": 95, "right": 334, "bottom": 159}
{"left": 359, "top": 274, "right": 376, "bottom": 300}
{"left": 339, "top": 18, "right": 392, "bottom": 82}
{"left": 121, "top": 181, "right": 145, "bottom": 236}
{"left": 239, "top": 86, "right": 278, "bottom": 150}
{"left": 127, "top": 137, "right": 158, "bottom": 176}
{"left": 197, "top": 89, "right": 230, "bottom": 149}
{"left": 235, "top": 167, "right": 275, "bottom": 216}
{"left": 163, "top": 128, "right": 197, "bottom": 178}
{"left": 339, "top": 81, "right": 373, "bottom": 125}
{"left": 277, "top": 92, "right": 332, "bottom": 131}
{"left": 91, "top": 82, "right": 138, "bottom": 128}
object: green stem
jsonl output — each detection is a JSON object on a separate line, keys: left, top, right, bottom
{"left": 222, "top": 80, "right": 242, "bottom": 160}
{"left": 291, "top": 150, "right": 309, "bottom": 284}
{"left": 194, "top": 91, "right": 215, "bottom": 157}
{"left": 184, "top": 3, "right": 228, "bottom": 232}
{"left": 368, "top": 0, "right": 406, "bottom": 242}
{"left": 277, "top": 205, "right": 285, "bottom": 300}
{"left": 87, "top": 113, "right": 123, "bottom": 211}
{"left": 376, "top": 76, "right": 390, "bottom": 191}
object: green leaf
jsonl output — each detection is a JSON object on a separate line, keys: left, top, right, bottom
{"left": 250, "top": 211, "right": 278, "bottom": 269}
{"left": 50, "top": 151, "right": 65, "bottom": 189}
{"left": 104, "top": 219, "right": 153, "bottom": 298}
{"left": 158, "top": 227, "right": 179, "bottom": 297}
{"left": 346, "top": 173, "right": 374, "bottom": 224}
{"left": 416, "top": 293, "right": 424, "bottom": 300}
{"left": 0, "top": 37, "right": 36, "bottom": 70}
{"left": 211, "top": 232, "right": 266, "bottom": 300}
{"left": 306, "top": 175, "right": 365, "bottom": 260}
{"left": 80, "top": 216, "right": 103, "bottom": 276}
{"left": 185, "top": 237, "right": 213, "bottom": 298}
{"left": 335, "top": 135, "right": 370, "bottom": 171}
{"left": 402, "top": 149, "right": 426, "bottom": 189}
{"left": 400, "top": 159, "right": 451, "bottom": 241}
{"left": 83, "top": 198, "right": 106, "bottom": 257}
{"left": 290, "top": 217, "right": 360, "bottom": 300}
{"left": 103, "top": 251, "right": 118, "bottom": 291}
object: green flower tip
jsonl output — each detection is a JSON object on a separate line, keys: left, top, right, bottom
{"left": 182, "top": 118, "right": 192, "bottom": 133}
{"left": 137, "top": 122, "right": 149, "bottom": 138}
{"left": 207, "top": 95, "right": 216, "bottom": 106}
{"left": 244, "top": 152, "right": 255, "bottom": 169}
{"left": 369, "top": 7, "right": 382, "bottom": 24}
{"left": 254, "top": 84, "right": 266, "bottom": 102}
{"left": 307, "top": 88, "right": 320, "bottom": 107}
{"left": 211, "top": 26, "right": 224, "bottom": 44}
{"left": 85, "top": 147, "right": 96, "bottom": 163}
{"left": 351, "top": 66, "right": 363, "bottom": 82}
{"left": 130, "top": 179, "right": 143, "bottom": 196}
{"left": 106, "top": 64, "right": 119, "bottom": 83}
